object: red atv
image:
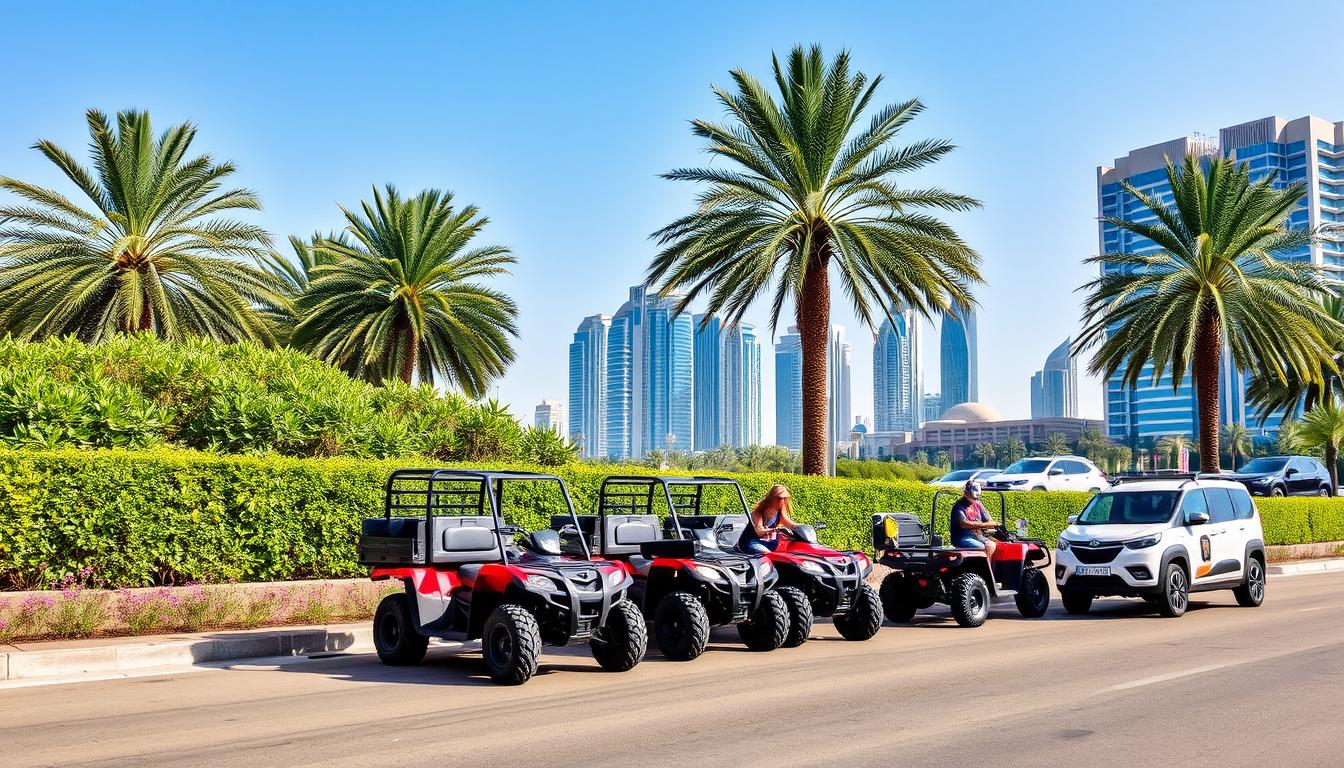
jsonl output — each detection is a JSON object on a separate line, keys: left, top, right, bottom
{"left": 873, "top": 489, "right": 1052, "bottom": 628}
{"left": 553, "top": 476, "right": 788, "bottom": 661}
{"left": 765, "top": 523, "right": 882, "bottom": 644}
{"left": 360, "top": 469, "right": 647, "bottom": 685}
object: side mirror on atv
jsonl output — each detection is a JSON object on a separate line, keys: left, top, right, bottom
{"left": 557, "top": 524, "right": 580, "bottom": 536}
{"left": 497, "top": 525, "right": 522, "bottom": 536}
{"left": 1015, "top": 518, "right": 1029, "bottom": 537}
{"left": 791, "top": 524, "right": 819, "bottom": 544}
{"left": 520, "top": 529, "right": 562, "bottom": 556}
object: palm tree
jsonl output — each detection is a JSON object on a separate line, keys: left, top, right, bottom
{"left": 997, "top": 438, "right": 1026, "bottom": 466}
{"left": 1156, "top": 434, "right": 1192, "bottom": 470}
{"left": 648, "top": 46, "right": 982, "bottom": 474}
{"left": 971, "top": 442, "right": 997, "bottom": 468}
{"left": 934, "top": 450, "right": 950, "bottom": 469}
{"left": 292, "top": 186, "right": 518, "bottom": 395}
{"left": 0, "top": 109, "right": 286, "bottom": 343}
{"left": 1079, "top": 154, "right": 1341, "bottom": 473}
{"left": 1300, "top": 403, "right": 1344, "bottom": 494}
{"left": 1246, "top": 294, "right": 1344, "bottom": 421}
{"left": 1041, "top": 433, "right": 1072, "bottom": 456}
{"left": 1222, "top": 422, "right": 1252, "bottom": 471}
{"left": 1275, "top": 418, "right": 1305, "bottom": 455}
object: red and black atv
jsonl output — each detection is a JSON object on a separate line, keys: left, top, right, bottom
{"left": 872, "top": 489, "right": 1052, "bottom": 628}
{"left": 551, "top": 476, "right": 787, "bottom": 661}
{"left": 359, "top": 469, "right": 647, "bottom": 685}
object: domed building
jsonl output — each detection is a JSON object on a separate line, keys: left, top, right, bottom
{"left": 856, "top": 400, "right": 1102, "bottom": 464}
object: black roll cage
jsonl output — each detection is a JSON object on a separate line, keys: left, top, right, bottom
{"left": 595, "top": 475, "right": 751, "bottom": 554}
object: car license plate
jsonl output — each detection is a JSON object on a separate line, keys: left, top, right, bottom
{"left": 1075, "top": 566, "right": 1110, "bottom": 576}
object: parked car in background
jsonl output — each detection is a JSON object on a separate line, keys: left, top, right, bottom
{"left": 984, "top": 456, "right": 1108, "bottom": 493}
{"left": 1228, "top": 456, "right": 1332, "bottom": 497}
{"left": 929, "top": 468, "right": 999, "bottom": 488}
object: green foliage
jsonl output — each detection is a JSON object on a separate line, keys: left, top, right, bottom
{"left": 0, "top": 335, "right": 569, "bottom": 462}
{"left": 836, "top": 458, "right": 942, "bottom": 483}
{"left": 1040, "top": 433, "right": 1072, "bottom": 456}
{"left": 996, "top": 438, "right": 1026, "bottom": 466}
{"left": 0, "top": 109, "right": 286, "bottom": 343}
{"left": 632, "top": 444, "right": 801, "bottom": 474}
{"left": 971, "top": 442, "right": 996, "bottom": 467}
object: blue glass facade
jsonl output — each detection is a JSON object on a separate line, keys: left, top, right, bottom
{"left": 775, "top": 327, "right": 802, "bottom": 449}
{"left": 1030, "top": 338, "right": 1077, "bottom": 419}
{"left": 642, "top": 295, "right": 693, "bottom": 453}
{"left": 874, "top": 309, "right": 921, "bottom": 432}
{"left": 721, "top": 323, "right": 762, "bottom": 448}
{"left": 604, "top": 291, "right": 640, "bottom": 459}
{"left": 692, "top": 314, "right": 721, "bottom": 450}
{"left": 567, "top": 314, "right": 609, "bottom": 457}
{"left": 939, "top": 307, "right": 977, "bottom": 408}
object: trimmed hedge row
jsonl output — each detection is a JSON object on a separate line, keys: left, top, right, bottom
{"left": 1, "top": 448, "right": 1341, "bottom": 589}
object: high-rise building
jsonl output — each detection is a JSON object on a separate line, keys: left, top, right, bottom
{"left": 940, "top": 305, "right": 978, "bottom": 409}
{"left": 692, "top": 314, "right": 721, "bottom": 451}
{"left": 604, "top": 287, "right": 643, "bottom": 459}
{"left": 1030, "top": 338, "right": 1078, "bottom": 419}
{"left": 1098, "top": 115, "right": 1342, "bottom": 445}
{"left": 720, "top": 323, "right": 762, "bottom": 448}
{"left": 534, "top": 400, "right": 564, "bottom": 435}
{"left": 602, "top": 285, "right": 694, "bottom": 458}
{"left": 829, "top": 330, "right": 852, "bottom": 449}
{"left": 774, "top": 326, "right": 803, "bottom": 449}
{"left": 874, "top": 307, "right": 922, "bottom": 432}
{"left": 923, "top": 393, "right": 944, "bottom": 423}
{"left": 568, "top": 314, "right": 609, "bottom": 457}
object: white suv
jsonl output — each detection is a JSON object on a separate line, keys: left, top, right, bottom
{"left": 984, "top": 456, "right": 1108, "bottom": 493}
{"left": 1054, "top": 477, "right": 1266, "bottom": 617}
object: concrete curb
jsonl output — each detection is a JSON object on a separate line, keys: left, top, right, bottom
{"left": 1, "top": 623, "right": 374, "bottom": 682}
{"left": 1267, "top": 558, "right": 1344, "bottom": 576}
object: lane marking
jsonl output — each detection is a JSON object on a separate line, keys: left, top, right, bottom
{"left": 1104, "top": 643, "right": 1330, "bottom": 692}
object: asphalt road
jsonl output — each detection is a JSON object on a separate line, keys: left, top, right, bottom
{"left": 3, "top": 572, "right": 1342, "bottom": 768}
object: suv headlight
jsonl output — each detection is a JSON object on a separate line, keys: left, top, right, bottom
{"left": 525, "top": 574, "right": 558, "bottom": 591}
{"left": 798, "top": 560, "right": 825, "bottom": 574}
{"left": 1251, "top": 477, "right": 1272, "bottom": 485}
{"left": 693, "top": 564, "right": 726, "bottom": 582}
{"left": 1124, "top": 534, "right": 1162, "bottom": 549}
{"left": 1056, "top": 537, "right": 1071, "bottom": 551}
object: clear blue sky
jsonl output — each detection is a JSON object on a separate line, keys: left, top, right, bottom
{"left": 3, "top": 1, "right": 1342, "bottom": 441}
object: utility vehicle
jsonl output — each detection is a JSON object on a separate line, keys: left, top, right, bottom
{"left": 359, "top": 469, "right": 647, "bottom": 685}
{"left": 873, "top": 489, "right": 1052, "bottom": 627}
{"left": 552, "top": 476, "right": 787, "bottom": 661}
{"left": 754, "top": 522, "right": 882, "bottom": 645}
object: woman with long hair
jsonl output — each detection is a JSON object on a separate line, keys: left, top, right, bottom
{"left": 737, "top": 484, "right": 798, "bottom": 554}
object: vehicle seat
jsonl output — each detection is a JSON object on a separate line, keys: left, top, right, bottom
{"left": 428, "top": 516, "right": 503, "bottom": 565}
{"left": 602, "top": 514, "right": 662, "bottom": 556}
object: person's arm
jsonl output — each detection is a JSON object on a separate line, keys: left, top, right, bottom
{"left": 777, "top": 509, "right": 798, "bottom": 531}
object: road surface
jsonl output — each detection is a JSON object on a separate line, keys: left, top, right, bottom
{"left": 3, "top": 571, "right": 1342, "bottom": 767}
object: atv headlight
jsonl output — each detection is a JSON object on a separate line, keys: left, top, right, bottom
{"left": 852, "top": 552, "right": 870, "bottom": 570}
{"left": 693, "top": 564, "right": 726, "bottom": 582}
{"left": 1124, "top": 534, "right": 1162, "bottom": 550}
{"left": 799, "top": 560, "right": 825, "bottom": 575}
{"left": 1056, "top": 537, "right": 1071, "bottom": 551}
{"left": 757, "top": 558, "right": 773, "bottom": 574}
{"left": 606, "top": 570, "right": 625, "bottom": 587}
{"left": 526, "top": 574, "right": 558, "bottom": 591}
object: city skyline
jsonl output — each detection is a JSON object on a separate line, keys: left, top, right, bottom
{"left": 1031, "top": 337, "right": 1078, "bottom": 420}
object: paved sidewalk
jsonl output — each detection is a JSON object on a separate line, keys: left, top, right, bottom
{"left": 1267, "top": 557, "right": 1344, "bottom": 575}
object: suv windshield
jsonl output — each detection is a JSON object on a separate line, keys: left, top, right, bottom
{"left": 1003, "top": 459, "right": 1050, "bottom": 475}
{"left": 938, "top": 470, "right": 975, "bottom": 482}
{"left": 1075, "top": 491, "right": 1178, "bottom": 525}
{"left": 1238, "top": 457, "right": 1287, "bottom": 473}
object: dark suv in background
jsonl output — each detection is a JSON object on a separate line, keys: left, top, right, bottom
{"left": 1229, "top": 456, "right": 1332, "bottom": 497}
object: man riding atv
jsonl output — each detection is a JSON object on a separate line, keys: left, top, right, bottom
{"left": 951, "top": 480, "right": 999, "bottom": 558}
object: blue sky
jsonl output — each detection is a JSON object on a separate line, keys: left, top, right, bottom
{"left": 3, "top": 1, "right": 1342, "bottom": 441}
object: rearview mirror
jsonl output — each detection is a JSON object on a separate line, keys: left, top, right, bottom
{"left": 1015, "top": 518, "right": 1028, "bottom": 537}
{"left": 558, "top": 524, "right": 580, "bottom": 536}
{"left": 1285, "top": 467, "right": 1299, "bottom": 477}
{"left": 1185, "top": 510, "right": 1210, "bottom": 526}
{"left": 1049, "top": 468, "right": 1064, "bottom": 476}
{"left": 1067, "top": 514, "right": 1079, "bottom": 524}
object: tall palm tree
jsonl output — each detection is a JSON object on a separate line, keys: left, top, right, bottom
{"left": 292, "top": 186, "right": 518, "bottom": 396}
{"left": 0, "top": 109, "right": 285, "bottom": 343}
{"left": 971, "top": 442, "right": 997, "bottom": 468}
{"left": 1300, "top": 403, "right": 1344, "bottom": 494}
{"left": 1275, "top": 418, "right": 1305, "bottom": 455}
{"left": 649, "top": 46, "right": 982, "bottom": 474}
{"left": 1246, "top": 294, "right": 1344, "bottom": 420}
{"left": 1041, "top": 432, "right": 1072, "bottom": 456}
{"left": 1222, "top": 422, "right": 1252, "bottom": 470}
{"left": 1156, "top": 434, "right": 1192, "bottom": 470}
{"left": 1079, "top": 154, "right": 1342, "bottom": 473}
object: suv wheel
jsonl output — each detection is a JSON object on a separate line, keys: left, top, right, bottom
{"left": 948, "top": 572, "right": 991, "bottom": 628}
{"left": 1318, "top": 486, "right": 1331, "bottom": 498}
{"left": 373, "top": 593, "right": 429, "bottom": 666}
{"left": 1156, "top": 563, "right": 1189, "bottom": 618}
{"left": 737, "top": 590, "right": 789, "bottom": 651}
{"left": 483, "top": 603, "right": 542, "bottom": 684}
{"left": 1061, "top": 590, "right": 1092, "bottom": 615}
{"left": 590, "top": 599, "right": 648, "bottom": 671}
{"left": 1234, "top": 557, "right": 1266, "bottom": 608}
{"left": 775, "top": 586, "right": 813, "bottom": 647}
{"left": 654, "top": 591, "right": 710, "bottom": 661}
{"left": 1014, "top": 567, "right": 1050, "bottom": 618}
{"left": 1271, "top": 486, "right": 1285, "bottom": 497}
{"left": 833, "top": 584, "right": 883, "bottom": 641}
{"left": 879, "top": 573, "right": 918, "bottom": 623}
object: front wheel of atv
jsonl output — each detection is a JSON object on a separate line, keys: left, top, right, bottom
{"left": 879, "top": 573, "right": 918, "bottom": 623}
{"left": 654, "top": 591, "right": 710, "bottom": 661}
{"left": 1015, "top": 567, "right": 1051, "bottom": 618}
{"left": 776, "top": 585, "right": 813, "bottom": 647}
{"left": 482, "top": 603, "right": 542, "bottom": 685}
{"left": 373, "top": 593, "right": 428, "bottom": 666}
{"left": 833, "top": 583, "right": 882, "bottom": 640}
{"left": 737, "top": 591, "right": 789, "bottom": 651}
{"left": 590, "top": 599, "right": 648, "bottom": 671}
{"left": 948, "top": 572, "right": 991, "bottom": 628}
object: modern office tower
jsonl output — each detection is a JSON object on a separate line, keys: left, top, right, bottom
{"left": 874, "top": 307, "right": 922, "bottom": 432}
{"left": 1030, "top": 338, "right": 1078, "bottom": 419}
{"left": 604, "top": 287, "right": 643, "bottom": 459}
{"left": 923, "top": 393, "right": 944, "bottom": 423}
{"left": 603, "top": 285, "right": 694, "bottom": 459}
{"left": 692, "top": 314, "right": 721, "bottom": 451}
{"left": 940, "top": 305, "right": 978, "bottom": 408}
{"left": 720, "top": 323, "right": 762, "bottom": 448}
{"left": 534, "top": 400, "right": 564, "bottom": 435}
{"left": 1098, "top": 115, "right": 1343, "bottom": 444}
{"left": 774, "top": 326, "right": 803, "bottom": 449}
{"left": 829, "top": 328, "right": 852, "bottom": 449}
{"left": 568, "top": 314, "right": 609, "bottom": 457}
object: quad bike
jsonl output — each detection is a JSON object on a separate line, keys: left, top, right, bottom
{"left": 360, "top": 469, "right": 647, "bottom": 685}
{"left": 872, "top": 489, "right": 1052, "bottom": 628}
{"left": 551, "top": 476, "right": 787, "bottom": 661}
{"left": 766, "top": 523, "right": 882, "bottom": 644}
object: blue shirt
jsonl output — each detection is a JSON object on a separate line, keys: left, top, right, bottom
{"left": 950, "top": 498, "right": 989, "bottom": 541}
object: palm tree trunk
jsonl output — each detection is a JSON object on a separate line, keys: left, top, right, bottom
{"left": 1194, "top": 304, "right": 1222, "bottom": 473}
{"left": 137, "top": 298, "right": 153, "bottom": 334}
{"left": 798, "top": 242, "right": 831, "bottom": 476}
{"left": 399, "top": 328, "right": 418, "bottom": 384}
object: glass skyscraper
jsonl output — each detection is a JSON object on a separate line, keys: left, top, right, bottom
{"left": 829, "top": 327, "right": 852, "bottom": 449}
{"left": 720, "top": 323, "right": 761, "bottom": 448}
{"left": 1030, "top": 337, "right": 1078, "bottom": 419}
{"left": 874, "top": 308, "right": 922, "bottom": 432}
{"left": 568, "top": 314, "right": 609, "bottom": 457}
{"left": 599, "top": 285, "right": 693, "bottom": 459}
{"left": 604, "top": 289, "right": 642, "bottom": 459}
{"left": 940, "top": 306, "right": 978, "bottom": 408}
{"left": 692, "top": 314, "right": 721, "bottom": 451}
{"left": 774, "top": 327, "right": 802, "bottom": 449}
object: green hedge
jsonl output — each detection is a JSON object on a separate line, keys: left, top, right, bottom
{"left": 2, "top": 448, "right": 1341, "bottom": 588}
